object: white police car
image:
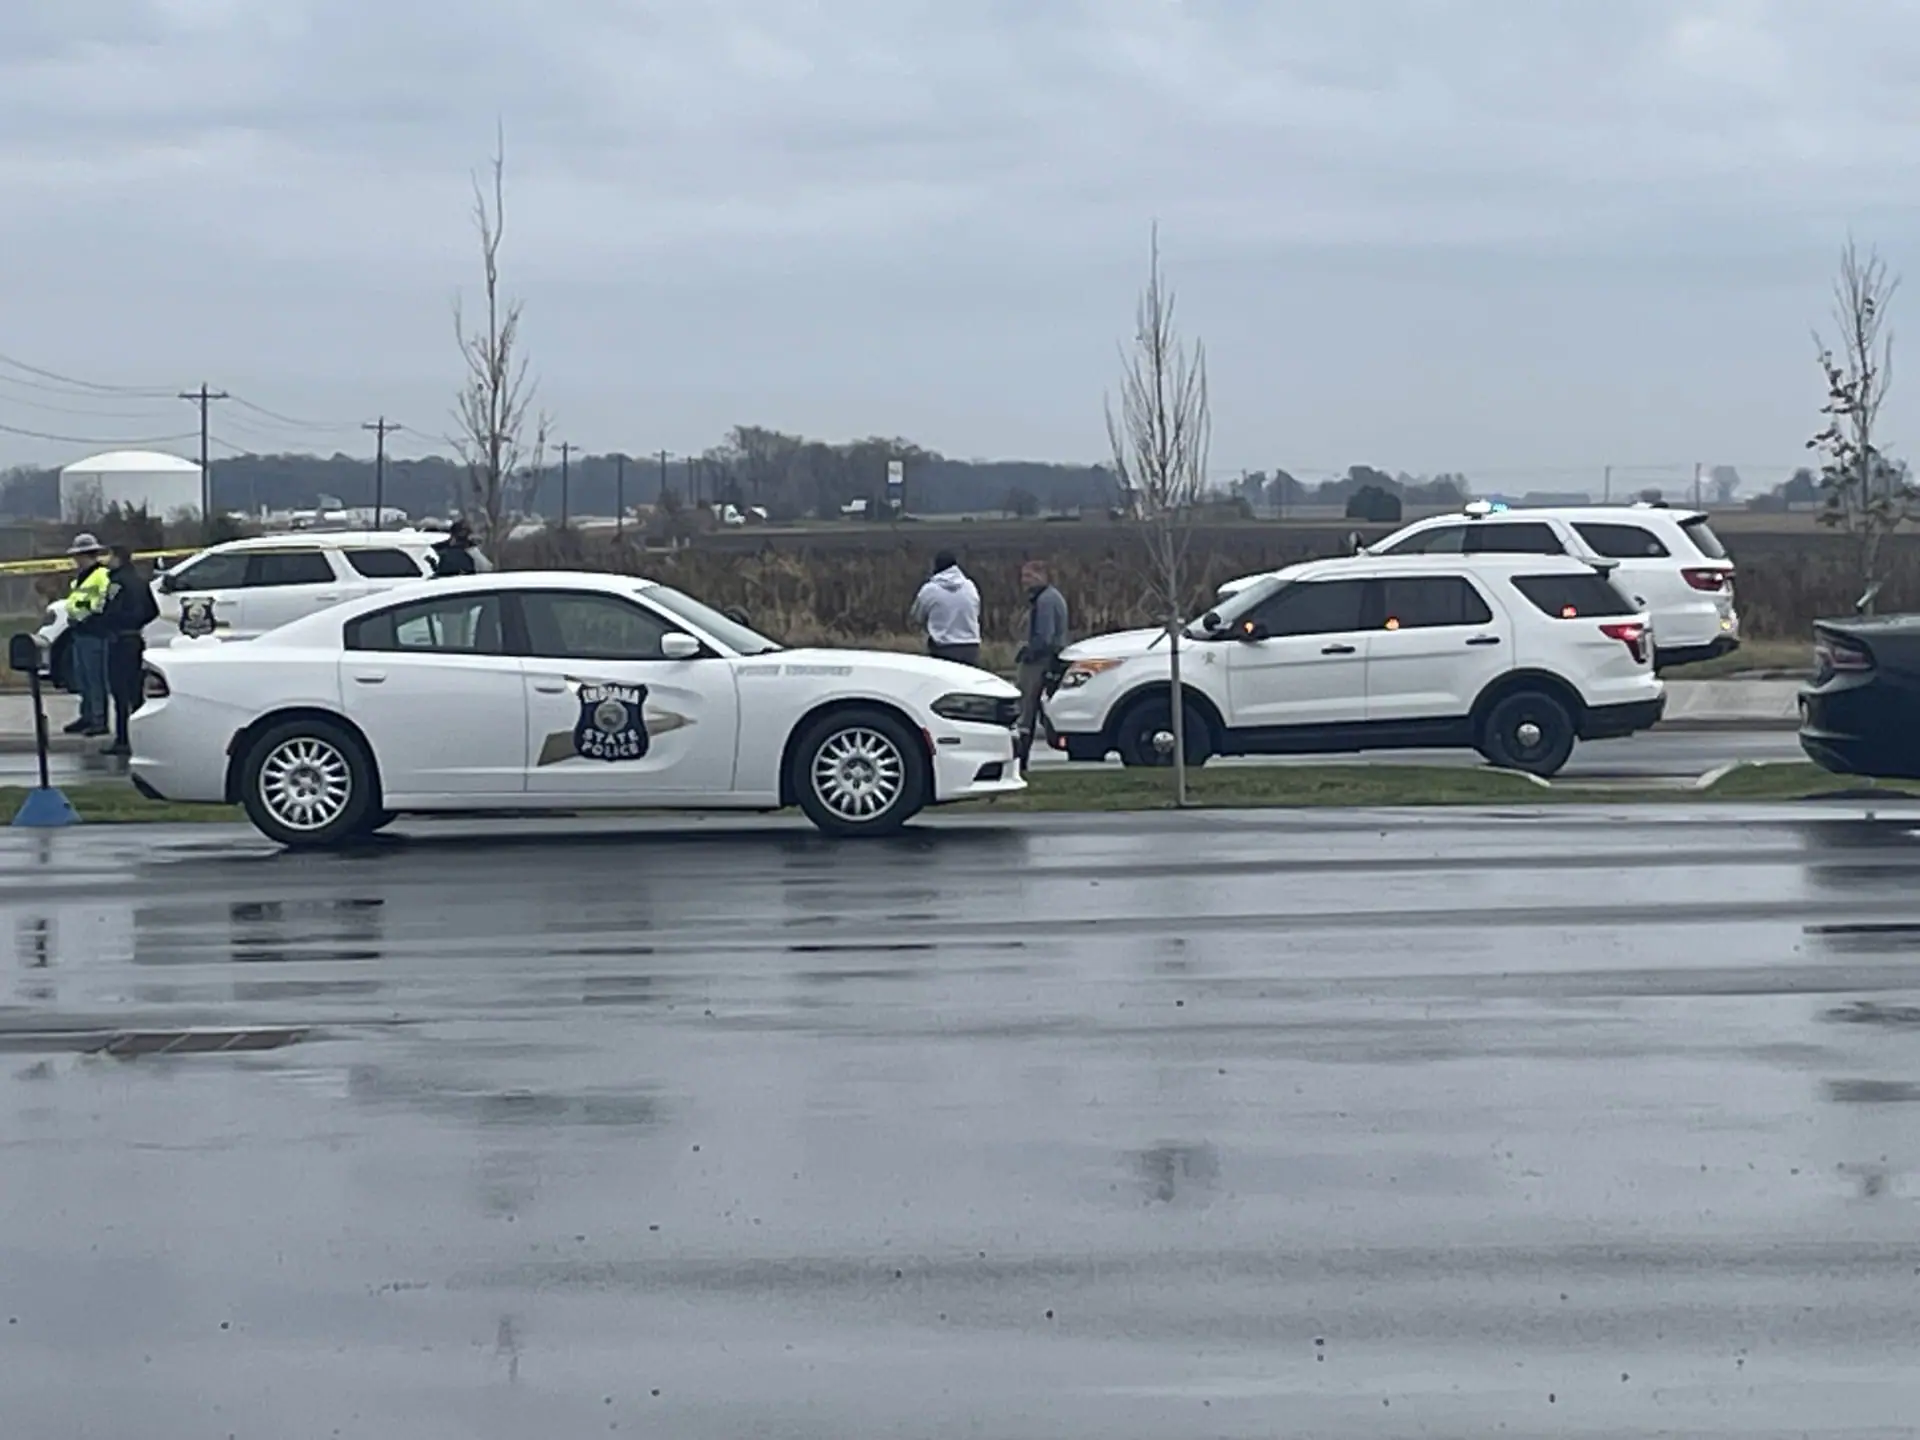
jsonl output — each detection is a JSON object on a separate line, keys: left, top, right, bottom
{"left": 130, "top": 571, "right": 1023, "bottom": 845}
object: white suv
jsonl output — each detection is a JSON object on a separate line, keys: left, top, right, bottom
{"left": 148, "top": 531, "right": 467, "bottom": 643}
{"left": 1045, "top": 554, "right": 1663, "bottom": 777}
{"left": 1219, "top": 503, "right": 1738, "bottom": 668}
{"left": 35, "top": 530, "right": 473, "bottom": 667}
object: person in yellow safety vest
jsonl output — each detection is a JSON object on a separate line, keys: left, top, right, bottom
{"left": 63, "top": 533, "right": 113, "bottom": 737}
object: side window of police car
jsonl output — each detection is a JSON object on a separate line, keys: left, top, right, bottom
{"left": 1572, "top": 522, "right": 1669, "bottom": 559}
{"left": 1465, "top": 521, "right": 1563, "bottom": 555}
{"left": 346, "top": 594, "right": 504, "bottom": 654}
{"left": 1377, "top": 576, "right": 1494, "bottom": 630}
{"left": 163, "top": 551, "right": 249, "bottom": 593}
{"left": 246, "top": 550, "right": 337, "bottom": 587}
{"left": 518, "top": 591, "right": 677, "bottom": 661}
{"left": 1245, "top": 579, "right": 1369, "bottom": 637}
{"left": 345, "top": 548, "right": 430, "bottom": 579}
{"left": 1382, "top": 525, "right": 1465, "bottom": 555}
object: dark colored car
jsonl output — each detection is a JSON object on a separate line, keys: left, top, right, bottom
{"left": 1799, "top": 616, "right": 1920, "bottom": 778}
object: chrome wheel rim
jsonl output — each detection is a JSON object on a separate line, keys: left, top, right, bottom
{"left": 259, "top": 736, "right": 352, "bottom": 832}
{"left": 811, "top": 727, "right": 905, "bottom": 821}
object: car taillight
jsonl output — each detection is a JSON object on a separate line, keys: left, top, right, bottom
{"left": 1599, "top": 621, "right": 1649, "bottom": 664}
{"left": 1681, "top": 567, "right": 1730, "bottom": 592}
{"left": 141, "top": 666, "right": 169, "bottom": 701}
{"left": 1814, "top": 636, "right": 1874, "bottom": 677}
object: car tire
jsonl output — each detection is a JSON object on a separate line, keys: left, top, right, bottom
{"left": 790, "top": 707, "right": 929, "bottom": 837}
{"left": 239, "top": 718, "right": 378, "bottom": 848}
{"left": 1114, "top": 694, "right": 1212, "bottom": 769}
{"left": 353, "top": 808, "right": 398, "bottom": 837}
{"left": 1479, "top": 690, "right": 1576, "bottom": 777}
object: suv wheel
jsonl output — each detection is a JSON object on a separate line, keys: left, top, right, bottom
{"left": 1114, "top": 694, "right": 1212, "bottom": 768}
{"left": 240, "top": 718, "right": 377, "bottom": 847}
{"left": 791, "top": 708, "right": 929, "bottom": 837}
{"left": 1480, "top": 690, "right": 1576, "bottom": 777}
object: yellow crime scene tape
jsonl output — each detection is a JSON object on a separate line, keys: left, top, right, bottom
{"left": 0, "top": 546, "right": 206, "bottom": 577}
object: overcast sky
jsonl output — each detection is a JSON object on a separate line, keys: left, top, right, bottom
{"left": 3, "top": 0, "right": 1919, "bottom": 489}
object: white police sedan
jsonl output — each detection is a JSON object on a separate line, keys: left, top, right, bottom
{"left": 130, "top": 571, "right": 1024, "bottom": 845}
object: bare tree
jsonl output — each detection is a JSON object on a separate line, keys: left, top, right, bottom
{"left": 1811, "top": 239, "right": 1910, "bottom": 612}
{"left": 1105, "top": 226, "right": 1210, "bottom": 804}
{"left": 452, "top": 124, "right": 538, "bottom": 549}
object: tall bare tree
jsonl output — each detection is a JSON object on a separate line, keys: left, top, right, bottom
{"left": 1105, "top": 226, "right": 1211, "bottom": 804}
{"left": 1811, "top": 239, "right": 1909, "bottom": 612}
{"left": 452, "top": 125, "right": 538, "bottom": 549}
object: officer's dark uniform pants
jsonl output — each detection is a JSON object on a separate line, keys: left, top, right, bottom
{"left": 108, "top": 636, "right": 144, "bottom": 745}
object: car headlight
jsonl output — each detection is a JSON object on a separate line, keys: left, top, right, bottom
{"left": 1058, "top": 658, "right": 1125, "bottom": 689}
{"left": 931, "top": 692, "right": 1012, "bottom": 725}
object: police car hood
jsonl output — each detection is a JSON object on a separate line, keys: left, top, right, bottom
{"left": 1058, "top": 627, "right": 1166, "bottom": 662}
{"left": 770, "top": 646, "right": 1017, "bottom": 695}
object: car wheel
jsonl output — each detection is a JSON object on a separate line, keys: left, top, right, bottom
{"left": 240, "top": 719, "right": 377, "bottom": 848}
{"left": 1114, "top": 694, "right": 1212, "bottom": 768}
{"left": 353, "top": 808, "right": 397, "bottom": 837}
{"left": 1479, "top": 690, "right": 1576, "bottom": 777}
{"left": 791, "top": 708, "right": 929, "bottom": 837}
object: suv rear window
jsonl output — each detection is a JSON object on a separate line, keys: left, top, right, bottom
{"left": 1510, "top": 573, "right": 1637, "bottom": 618}
{"left": 1380, "top": 525, "right": 1465, "bottom": 555}
{"left": 1573, "top": 522, "right": 1669, "bottom": 559}
{"left": 345, "top": 548, "right": 428, "bottom": 579}
{"left": 1680, "top": 516, "right": 1727, "bottom": 559}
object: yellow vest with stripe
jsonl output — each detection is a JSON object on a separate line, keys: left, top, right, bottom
{"left": 67, "top": 564, "right": 110, "bottom": 620}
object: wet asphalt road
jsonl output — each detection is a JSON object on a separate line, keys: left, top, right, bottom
{"left": 6, "top": 806, "right": 1920, "bottom": 1437}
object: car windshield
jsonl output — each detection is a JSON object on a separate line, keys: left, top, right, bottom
{"left": 1189, "top": 575, "right": 1286, "bottom": 636}
{"left": 642, "top": 585, "right": 783, "bottom": 655}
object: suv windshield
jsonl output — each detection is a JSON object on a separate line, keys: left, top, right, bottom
{"left": 643, "top": 585, "right": 783, "bottom": 655}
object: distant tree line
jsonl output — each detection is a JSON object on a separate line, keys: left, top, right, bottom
{"left": 0, "top": 429, "right": 1481, "bottom": 524}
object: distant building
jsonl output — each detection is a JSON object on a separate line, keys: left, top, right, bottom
{"left": 59, "top": 450, "right": 201, "bottom": 522}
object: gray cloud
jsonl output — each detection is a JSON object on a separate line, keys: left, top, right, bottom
{"left": 3, "top": 0, "right": 1920, "bottom": 482}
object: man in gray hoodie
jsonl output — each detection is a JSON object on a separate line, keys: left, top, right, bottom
{"left": 911, "top": 550, "right": 982, "bottom": 666}
{"left": 1014, "top": 559, "right": 1069, "bottom": 772}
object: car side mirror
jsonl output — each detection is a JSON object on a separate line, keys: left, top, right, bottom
{"left": 1236, "top": 619, "right": 1270, "bottom": 643}
{"left": 660, "top": 632, "right": 702, "bottom": 660}
{"left": 1346, "top": 530, "right": 1364, "bottom": 556}
{"left": 157, "top": 571, "right": 177, "bottom": 594}
{"left": 1200, "top": 611, "right": 1224, "bottom": 634}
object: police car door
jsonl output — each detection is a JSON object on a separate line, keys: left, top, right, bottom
{"left": 513, "top": 588, "right": 740, "bottom": 798}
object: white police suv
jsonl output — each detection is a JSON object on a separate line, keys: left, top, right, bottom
{"left": 1045, "top": 553, "right": 1662, "bottom": 776}
{"left": 1219, "top": 501, "right": 1737, "bottom": 668}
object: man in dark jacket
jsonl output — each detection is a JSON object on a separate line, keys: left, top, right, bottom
{"left": 432, "top": 518, "right": 479, "bottom": 577}
{"left": 99, "top": 543, "right": 160, "bottom": 756}
{"left": 1014, "top": 560, "right": 1069, "bottom": 773}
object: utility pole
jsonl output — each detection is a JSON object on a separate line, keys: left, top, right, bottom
{"left": 1693, "top": 460, "right": 1702, "bottom": 509}
{"left": 362, "top": 417, "right": 402, "bottom": 529}
{"left": 658, "top": 448, "right": 669, "bottom": 504}
{"left": 178, "top": 382, "right": 230, "bottom": 533}
{"left": 558, "top": 441, "right": 572, "bottom": 528}
{"left": 614, "top": 453, "right": 627, "bottom": 538}
{"left": 1603, "top": 464, "right": 1611, "bottom": 504}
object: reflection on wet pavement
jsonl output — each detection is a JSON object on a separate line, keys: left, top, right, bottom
{"left": 6, "top": 805, "right": 1920, "bottom": 1435}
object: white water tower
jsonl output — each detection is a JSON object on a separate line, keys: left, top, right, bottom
{"left": 59, "top": 450, "right": 203, "bottom": 523}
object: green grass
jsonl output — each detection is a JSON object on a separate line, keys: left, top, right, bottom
{"left": 8, "top": 761, "right": 1914, "bottom": 830}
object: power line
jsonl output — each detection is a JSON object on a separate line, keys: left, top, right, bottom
{"left": 229, "top": 394, "right": 360, "bottom": 434}
{"left": 0, "top": 419, "right": 198, "bottom": 446}
{"left": 0, "top": 351, "right": 174, "bottom": 397}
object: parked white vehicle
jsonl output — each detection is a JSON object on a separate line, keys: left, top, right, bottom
{"left": 1046, "top": 553, "right": 1663, "bottom": 776}
{"left": 130, "top": 570, "right": 1023, "bottom": 846}
{"left": 1218, "top": 502, "right": 1738, "bottom": 668}
{"left": 34, "top": 529, "right": 476, "bottom": 661}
